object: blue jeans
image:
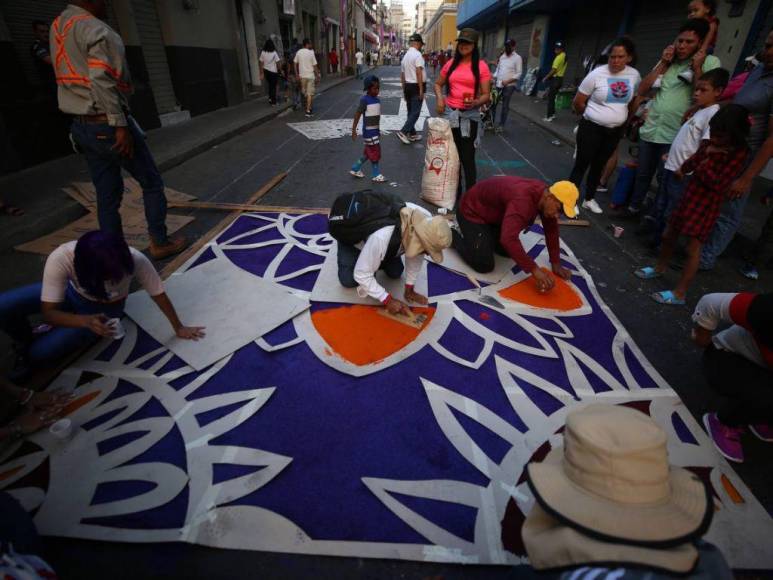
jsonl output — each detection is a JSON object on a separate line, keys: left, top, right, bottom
{"left": 401, "top": 84, "right": 423, "bottom": 135}
{"left": 648, "top": 169, "right": 688, "bottom": 234}
{"left": 699, "top": 195, "right": 750, "bottom": 269}
{"left": 496, "top": 84, "right": 516, "bottom": 126}
{"left": 629, "top": 139, "right": 670, "bottom": 211}
{"left": 336, "top": 243, "right": 403, "bottom": 288}
{"left": 70, "top": 116, "right": 168, "bottom": 244}
{"left": 0, "top": 283, "right": 124, "bottom": 364}
{"left": 356, "top": 64, "right": 363, "bottom": 79}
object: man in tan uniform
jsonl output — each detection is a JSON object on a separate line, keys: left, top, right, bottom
{"left": 52, "top": 0, "right": 186, "bottom": 259}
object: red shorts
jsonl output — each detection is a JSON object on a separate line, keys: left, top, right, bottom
{"left": 364, "top": 144, "right": 381, "bottom": 163}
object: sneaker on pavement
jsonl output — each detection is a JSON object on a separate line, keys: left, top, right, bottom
{"left": 595, "top": 184, "right": 609, "bottom": 193}
{"left": 582, "top": 199, "right": 603, "bottom": 214}
{"left": 409, "top": 134, "right": 422, "bottom": 142}
{"left": 372, "top": 174, "right": 386, "bottom": 182}
{"left": 396, "top": 131, "right": 411, "bottom": 144}
{"left": 350, "top": 170, "right": 365, "bottom": 178}
{"left": 542, "top": 116, "right": 555, "bottom": 122}
{"left": 739, "top": 262, "right": 760, "bottom": 280}
{"left": 749, "top": 423, "right": 773, "bottom": 442}
{"left": 703, "top": 412, "right": 744, "bottom": 463}
{"left": 149, "top": 236, "right": 188, "bottom": 260}
{"left": 305, "top": 110, "right": 312, "bottom": 117}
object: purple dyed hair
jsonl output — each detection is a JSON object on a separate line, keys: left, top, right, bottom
{"left": 73, "top": 231, "right": 134, "bottom": 300}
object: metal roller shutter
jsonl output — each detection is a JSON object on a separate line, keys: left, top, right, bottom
{"left": 748, "top": 4, "right": 773, "bottom": 57}
{"left": 0, "top": 0, "right": 73, "bottom": 86}
{"left": 508, "top": 15, "right": 533, "bottom": 72}
{"left": 131, "top": 0, "right": 177, "bottom": 114}
{"left": 629, "top": 1, "right": 684, "bottom": 76}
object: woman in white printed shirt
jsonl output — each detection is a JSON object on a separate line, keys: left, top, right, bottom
{"left": 569, "top": 37, "right": 641, "bottom": 215}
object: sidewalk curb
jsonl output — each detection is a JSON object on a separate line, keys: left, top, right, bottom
{"left": 157, "top": 73, "right": 359, "bottom": 173}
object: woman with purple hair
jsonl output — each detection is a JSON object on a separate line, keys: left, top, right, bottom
{"left": 0, "top": 231, "right": 204, "bottom": 381}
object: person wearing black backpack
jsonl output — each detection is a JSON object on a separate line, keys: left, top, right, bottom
{"left": 328, "top": 191, "right": 452, "bottom": 315}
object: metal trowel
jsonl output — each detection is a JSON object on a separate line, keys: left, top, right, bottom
{"left": 465, "top": 273, "right": 505, "bottom": 310}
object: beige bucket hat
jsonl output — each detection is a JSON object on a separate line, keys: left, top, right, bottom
{"left": 523, "top": 503, "right": 700, "bottom": 573}
{"left": 526, "top": 404, "right": 713, "bottom": 546}
{"left": 400, "top": 207, "right": 451, "bottom": 263}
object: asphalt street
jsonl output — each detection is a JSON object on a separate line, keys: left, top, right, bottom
{"left": 21, "top": 65, "right": 773, "bottom": 578}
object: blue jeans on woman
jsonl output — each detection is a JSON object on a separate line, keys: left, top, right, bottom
{"left": 70, "top": 116, "right": 169, "bottom": 244}
{"left": 0, "top": 283, "right": 124, "bottom": 364}
{"left": 628, "top": 139, "right": 671, "bottom": 212}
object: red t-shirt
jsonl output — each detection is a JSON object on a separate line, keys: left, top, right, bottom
{"left": 459, "top": 176, "right": 560, "bottom": 273}
{"left": 441, "top": 59, "right": 492, "bottom": 109}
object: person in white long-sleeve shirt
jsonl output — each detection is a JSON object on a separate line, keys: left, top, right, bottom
{"left": 338, "top": 203, "right": 452, "bottom": 315}
{"left": 491, "top": 40, "right": 523, "bottom": 132}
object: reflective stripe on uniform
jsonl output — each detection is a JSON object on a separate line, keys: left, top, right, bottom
{"left": 52, "top": 13, "right": 93, "bottom": 86}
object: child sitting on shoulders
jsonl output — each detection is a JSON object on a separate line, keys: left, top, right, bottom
{"left": 678, "top": 0, "right": 720, "bottom": 83}
{"left": 635, "top": 104, "right": 750, "bottom": 305}
{"left": 350, "top": 76, "right": 386, "bottom": 183}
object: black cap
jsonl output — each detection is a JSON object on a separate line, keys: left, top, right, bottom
{"left": 409, "top": 33, "right": 424, "bottom": 45}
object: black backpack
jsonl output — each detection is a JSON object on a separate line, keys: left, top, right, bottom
{"left": 328, "top": 190, "right": 406, "bottom": 259}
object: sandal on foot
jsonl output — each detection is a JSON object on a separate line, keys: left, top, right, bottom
{"left": 634, "top": 266, "right": 662, "bottom": 279}
{"left": 0, "top": 203, "right": 24, "bottom": 217}
{"left": 651, "top": 290, "right": 686, "bottom": 305}
{"left": 349, "top": 170, "right": 365, "bottom": 178}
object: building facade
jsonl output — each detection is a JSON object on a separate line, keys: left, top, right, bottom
{"left": 424, "top": 1, "right": 458, "bottom": 53}
{"left": 457, "top": 0, "right": 770, "bottom": 87}
{"left": 0, "top": 0, "right": 350, "bottom": 174}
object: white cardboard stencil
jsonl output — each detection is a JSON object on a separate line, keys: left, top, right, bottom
{"left": 125, "top": 257, "right": 309, "bottom": 370}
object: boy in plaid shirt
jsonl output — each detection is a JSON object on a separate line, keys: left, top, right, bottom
{"left": 635, "top": 104, "right": 750, "bottom": 304}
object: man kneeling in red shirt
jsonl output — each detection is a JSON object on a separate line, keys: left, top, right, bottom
{"left": 452, "top": 177, "right": 579, "bottom": 293}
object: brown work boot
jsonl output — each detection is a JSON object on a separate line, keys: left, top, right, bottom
{"left": 149, "top": 236, "right": 188, "bottom": 260}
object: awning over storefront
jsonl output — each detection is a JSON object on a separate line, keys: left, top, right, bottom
{"left": 324, "top": 16, "right": 340, "bottom": 26}
{"left": 363, "top": 30, "right": 379, "bottom": 43}
{"left": 509, "top": 0, "right": 577, "bottom": 12}
{"left": 457, "top": 0, "right": 506, "bottom": 29}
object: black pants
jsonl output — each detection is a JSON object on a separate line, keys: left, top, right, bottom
{"left": 702, "top": 344, "right": 773, "bottom": 427}
{"left": 546, "top": 76, "right": 563, "bottom": 118}
{"left": 452, "top": 120, "right": 478, "bottom": 199}
{"left": 266, "top": 70, "right": 279, "bottom": 104}
{"left": 569, "top": 118, "right": 623, "bottom": 201}
{"left": 451, "top": 211, "right": 507, "bottom": 273}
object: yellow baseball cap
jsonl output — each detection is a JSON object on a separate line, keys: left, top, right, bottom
{"left": 548, "top": 181, "right": 579, "bottom": 218}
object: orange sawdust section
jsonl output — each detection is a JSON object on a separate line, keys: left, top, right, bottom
{"left": 498, "top": 268, "right": 582, "bottom": 311}
{"left": 61, "top": 390, "right": 100, "bottom": 416}
{"left": 720, "top": 474, "right": 745, "bottom": 504}
{"left": 311, "top": 305, "right": 436, "bottom": 366}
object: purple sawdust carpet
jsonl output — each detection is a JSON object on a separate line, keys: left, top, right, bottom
{"left": 2, "top": 212, "right": 771, "bottom": 567}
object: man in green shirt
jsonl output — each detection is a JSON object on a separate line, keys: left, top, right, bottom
{"left": 542, "top": 42, "right": 567, "bottom": 121}
{"left": 627, "top": 19, "right": 720, "bottom": 215}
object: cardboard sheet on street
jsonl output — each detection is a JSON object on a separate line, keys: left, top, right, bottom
{"left": 15, "top": 180, "right": 196, "bottom": 255}
{"left": 428, "top": 247, "right": 515, "bottom": 285}
{"left": 311, "top": 242, "right": 429, "bottom": 305}
{"left": 125, "top": 257, "right": 310, "bottom": 371}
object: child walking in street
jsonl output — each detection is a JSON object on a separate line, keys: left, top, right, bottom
{"left": 635, "top": 104, "right": 750, "bottom": 305}
{"left": 350, "top": 76, "right": 386, "bottom": 182}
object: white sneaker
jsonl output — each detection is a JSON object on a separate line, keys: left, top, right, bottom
{"left": 350, "top": 170, "right": 365, "bottom": 178}
{"left": 409, "top": 134, "right": 422, "bottom": 142}
{"left": 582, "top": 199, "right": 603, "bottom": 214}
{"left": 396, "top": 131, "right": 411, "bottom": 144}
{"left": 372, "top": 174, "right": 386, "bottom": 182}
{"left": 542, "top": 116, "right": 555, "bottom": 122}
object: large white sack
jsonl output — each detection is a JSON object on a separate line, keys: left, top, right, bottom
{"left": 421, "top": 117, "right": 459, "bottom": 210}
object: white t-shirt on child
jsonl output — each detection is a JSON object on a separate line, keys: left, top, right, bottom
{"left": 664, "top": 104, "right": 720, "bottom": 172}
{"left": 578, "top": 65, "right": 641, "bottom": 128}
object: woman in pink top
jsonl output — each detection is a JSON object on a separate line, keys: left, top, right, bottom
{"left": 434, "top": 28, "right": 492, "bottom": 198}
